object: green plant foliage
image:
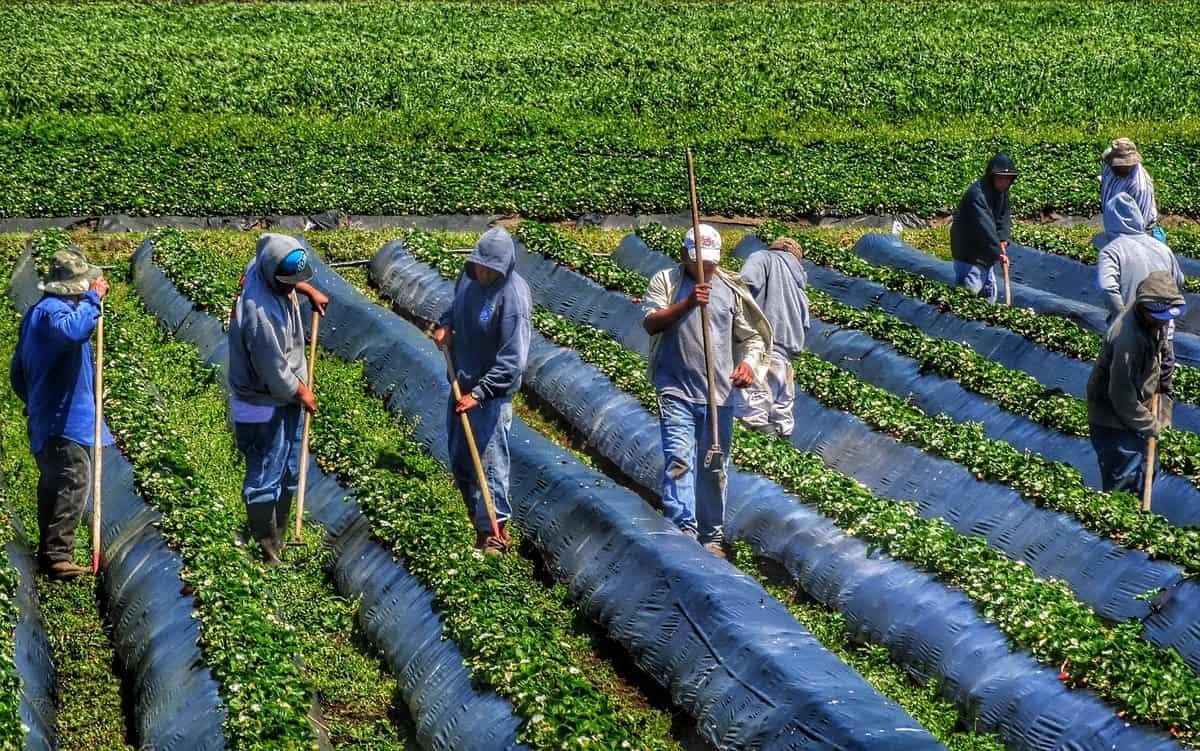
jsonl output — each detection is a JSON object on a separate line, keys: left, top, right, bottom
{"left": 4, "top": 2, "right": 1200, "bottom": 216}
{"left": 0, "top": 493, "right": 24, "bottom": 751}
{"left": 514, "top": 223, "right": 648, "bottom": 296}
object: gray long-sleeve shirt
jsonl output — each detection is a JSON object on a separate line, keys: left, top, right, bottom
{"left": 739, "top": 249, "right": 810, "bottom": 359}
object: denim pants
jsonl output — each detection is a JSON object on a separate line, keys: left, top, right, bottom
{"left": 658, "top": 394, "right": 733, "bottom": 544}
{"left": 953, "top": 260, "right": 998, "bottom": 303}
{"left": 447, "top": 397, "right": 513, "bottom": 534}
{"left": 1089, "top": 422, "right": 1154, "bottom": 494}
{"left": 735, "top": 351, "right": 796, "bottom": 437}
{"left": 234, "top": 405, "right": 303, "bottom": 508}
{"left": 34, "top": 437, "right": 92, "bottom": 565}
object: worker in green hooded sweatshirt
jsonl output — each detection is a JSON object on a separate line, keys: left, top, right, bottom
{"left": 1087, "top": 270, "right": 1186, "bottom": 495}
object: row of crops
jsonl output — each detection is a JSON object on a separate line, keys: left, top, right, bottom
{"left": 4, "top": 215, "right": 1200, "bottom": 748}
{"left": 3, "top": 1, "right": 1200, "bottom": 217}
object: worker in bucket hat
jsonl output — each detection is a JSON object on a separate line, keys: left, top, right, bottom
{"left": 1087, "top": 270, "right": 1185, "bottom": 494}
{"left": 10, "top": 249, "right": 114, "bottom": 580}
{"left": 641, "top": 223, "right": 771, "bottom": 558}
{"left": 227, "top": 233, "right": 329, "bottom": 566}
{"left": 1094, "top": 137, "right": 1162, "bottom": 248}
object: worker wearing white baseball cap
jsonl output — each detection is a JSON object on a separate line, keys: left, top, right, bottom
{"left": 641, "top": 223, "right": 772, "bottom": 557}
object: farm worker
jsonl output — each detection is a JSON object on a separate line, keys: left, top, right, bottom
{"left": 10, "top": 249, "right": 114, "bottom": 580}
{"left": 228, "top": 233, "right": 328, "bottom": 566}
{"left": 642, "top": 224, "right": 770, "bottom": 558}
{"left": 431, "top": 227, "right": 531, "bottom": 556}
{"left": 1097, "top": 192, "right": 1184, "bottom": 325}
{"left": 1093, "top": 138, "right": 1161, "bottom": 249}
{"left": 1086, "top": 271, "right": 1185, "bottom": 494}
{"left": 735, "top": 236, "right": 810, "bottom": 437}
{"left": 950, "top": 153, "right": 1018, "bottom": 303}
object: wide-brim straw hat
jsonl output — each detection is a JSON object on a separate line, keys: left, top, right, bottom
{"left": 38, "top": 249, "right": 101, "bottom": 296}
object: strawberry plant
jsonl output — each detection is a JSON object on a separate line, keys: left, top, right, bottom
{"left": 513, "top": 222, "right": 648, "bottom": 296}
{"left": 0, "top": 484, "right": 24, "bottom": 751}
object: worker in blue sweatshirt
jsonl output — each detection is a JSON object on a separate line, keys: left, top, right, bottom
{"left": 950, "top": 153, "right": 1018, "bottom": 303}
{"left": 432, "top": 227, "right": 532, "bottom": 555}
{"left": 228, "top": 234, "right": 328, "bottom": 566}
{"left": 11, "top": 249, "right": 114, "bottom": 580}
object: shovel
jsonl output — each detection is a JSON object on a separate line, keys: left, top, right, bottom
{"left": 685, "top": 149, "right": 726, "bottom": 495}
{"left": 92, "top": 301, "right": 104, "bottom": 574}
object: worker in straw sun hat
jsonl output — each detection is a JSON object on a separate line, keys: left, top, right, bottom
{"left": 431, "top": 226, "right": 532, "bottom": 556}
{"left": 734, "top": 235, "right": 810, "bottom": 438}
{"left": 1087, "top": 270, "right": 1185, "bottom": 494}
{"left": 1094, "top": 137, "right": 1162, "bottom": 249}
{"left": 950, "top": 153, "right": 1018, "bottom": 303}
{"left": 642, "top": 223, "right": 771, "bottom": 558}
{"left": 10, "top": 248, "right": 114, "bottom": 580}
{"left": 227, "top": 233, "right": 329, "bottom": 566}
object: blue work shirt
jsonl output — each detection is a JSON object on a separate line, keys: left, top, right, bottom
{"left": 10, "top": 292, "right": 115, "bottom": 455}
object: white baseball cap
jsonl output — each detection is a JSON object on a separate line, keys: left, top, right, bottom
{"left": 683, "top": 224, "right": 722, "bottom": 263}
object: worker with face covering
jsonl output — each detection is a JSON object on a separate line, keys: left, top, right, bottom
{"left": 642, "top": 224, "right": 770, "bottom": 557}
{"left": 1097, "top": 192, "right": 1184, "bottom": 324}
{"left": 735, "top": 236, "right": 809, "bottom": 437}
{"left": 1087, "top": 271, "right": 1185, "bottom": 495}
{"left": 227, "top": 233, "right": 329, "bottom": 566}
{"left": 1094, "top": 137, "right": 1161, "bottom": 249}
{"left": 432, "top": 227, "right": 531, "bottom": 556}
{"left": 950, "top": 153, "right": 1018, "bottom": 303}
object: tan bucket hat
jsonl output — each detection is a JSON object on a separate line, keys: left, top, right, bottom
{"left": 1104, "top": 137, "right": 1142, "bottom": 167}
{"left": 38, "top": 250, "right": 101, "bottom": 296}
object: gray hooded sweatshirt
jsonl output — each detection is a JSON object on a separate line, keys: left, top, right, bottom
{"left": 228, "top": 233, "right": 309, "bottom": 407}
{"left": 738, "top": 246, "right": 810, "bottom": 359}
{"left": 1097, "top": 192, "right": 1183, "bottom": 320}
{"left": 1087, "top": 271, "right": 1183, "bottom": 438}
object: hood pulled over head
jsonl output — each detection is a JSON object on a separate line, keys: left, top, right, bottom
{"left": 1103, "top": 192, "right": 1146, "bottom": 236}
{"left": 467, "top": 227, "right": 515, "bottom": 280}
{"left": 256, "top": 233, "right": 311, "bottom": 292}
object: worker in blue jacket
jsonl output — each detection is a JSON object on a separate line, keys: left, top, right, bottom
{"left": 10, "top": 250, "right": 114, "bottom": 580}
{"left": 432, "top": 227, "right": 532, "bottom": 555}
{"left": 950, "top": 153, "right": 1018, "bottom": 303}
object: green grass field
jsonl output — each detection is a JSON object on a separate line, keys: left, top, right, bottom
{"left": 2, "top": 1, "right": 1198, "bottom": 217}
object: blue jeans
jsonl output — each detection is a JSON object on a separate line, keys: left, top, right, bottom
{"left": 953, "top": 260, "right": 998, "bottom": 303}
{"left": 1089, "top": 423, "right": 1153, "bottom": 494}
{"left": 234, "top": 405, "right": 303, "bottom": 507}
{"left": 658, "top": 394, "right": 733, "bottom": 544}
{"left": 447, "top": 397, "right": 513, "bottom": 534}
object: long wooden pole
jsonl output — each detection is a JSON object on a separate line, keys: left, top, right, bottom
{"left": 294, "top": 311, "right": 320, "bottom": 542}
{"left": 1143, "top": 393, "right": 1160, "bottom": 512}
{"left": 685, "top": 150, "right": 725, "bottom": 486}
{"left": 1003, "top": 263, "right": 1012, "bottom": 306}
{"left": 440, "top": 345, "right": 502, "bottom": 540}
{"left": 91, "top": 302, "right": 104, "bottom": 574}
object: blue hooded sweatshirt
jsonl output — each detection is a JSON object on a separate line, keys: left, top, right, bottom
{"left": 438, "top": 227, "right": 532, "bottom": 401}
{"left": 950, "top": 153, "right": 1016, "bottom": 267}
{"left": 227, "top": 234, "right": 309, "bottom": 408}
{"left": 10, "top": 290, "right": 115, "bottom": 455}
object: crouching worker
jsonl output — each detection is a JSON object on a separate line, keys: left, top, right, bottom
{"left": 11, "top": 250, "right": 114, "bottom": 580}
{"left": 643, "top": 224, "right": 770, "bottom": 557}
{"left": 431, "top": 227, "right": 531, "bottom": 556}
{"left": 1087, "top": 271, "right": 1185, "bottom": 495}
{"left": 228, "top": 234, "right": 328, "bottom": 566}
{"left": 735, "top": 236, "right": 810, "bottom": 437}
{"left": 950, "top": 153, "right": 1018, "bottom": 303}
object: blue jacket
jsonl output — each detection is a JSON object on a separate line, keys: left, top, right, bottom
{"left": 438, "top": 228, "right": 532, "bottom": 401}
{"left": 951, "top": 153, "right": 1015, "bottom": 267}
{"left": 10, "top": 291, "right": 115, "bottom": 454}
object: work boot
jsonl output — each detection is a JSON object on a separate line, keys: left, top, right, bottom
{"left": 482, "top": 523, "right": 511, "bottom": 557}
{"left": 473, "top": 530, "right": 488, "bottom": 551}
{"left": 43, "top": 560, "right": 88, "bottom": 581}
{"left": 704, "top": 542, "right": 727, "bottom": 560}
{"left": 247, "top": 502, "right": 285, "bottom": 568}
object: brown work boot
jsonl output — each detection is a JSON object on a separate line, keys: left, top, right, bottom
{"left": 482, "top": 536, "right": 509, "bottom": 557}
{"left": 43, "top": 561, "right": 88, "bottom": 581}
{"left": 704, "top": 542, "right": 727, "bottom": 559}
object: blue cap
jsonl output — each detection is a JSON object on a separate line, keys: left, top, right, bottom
{"left": 275, "top": 248, "right": 312, "bottom": 284}
{"left": 1144, "top": 300, "right": 1187, "bottom": 321}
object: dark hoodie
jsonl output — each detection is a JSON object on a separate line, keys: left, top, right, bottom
{"left": 950, "top": 153, "right": 1016, "bottom": 267}
{"left": 1087, "top": 270, "right": 1184, "bottom": 438}
{"left": 437, "top": 227, "right": 532, "bottom": 401}
{"left": 227, "top": 233, "right": 309, "bottom": 407}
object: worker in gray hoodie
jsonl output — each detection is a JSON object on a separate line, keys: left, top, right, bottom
{"left": 1087, "top": 271, "right": 1185, "bottom": 495}
{"left": 735, "top": 236, "right": 809, "bottom": 437}
{"left": 431, "top": 227, "right": 531, "bottom": 555}
{"left": 1097, "top": 192, "right": 1184, "bottom": 325}
{"left": 950, "top": 153, "right": 1018, "bottom": 303}
{"left": 228, "top": 233, "right": 328, "bottom": 565}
